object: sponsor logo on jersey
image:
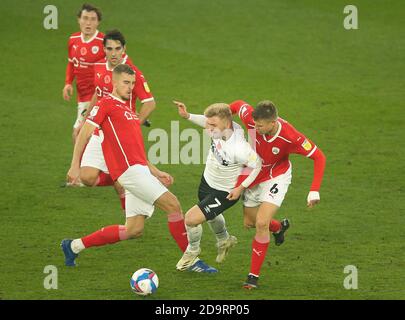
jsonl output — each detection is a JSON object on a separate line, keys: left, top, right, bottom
{"left": 272, "top": 147, "right": 280, "bottom": 154}
{"left": 92, "top": 46, "right": 99, "bottom": 54}
{"left": 302, "top": 139, "right": 312, "bottom": 151}
{"left": 96, "top": 72, "right": 101, "bottom": 78}
{"left": 211, "top": 141, "right": 229, "bottom": 166}
{"left": 80, "top": 47, "right": 87, "bottom": 56}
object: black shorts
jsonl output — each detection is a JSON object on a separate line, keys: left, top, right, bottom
{"left": 197, "top": 175, "right": 239, "bottom": 221}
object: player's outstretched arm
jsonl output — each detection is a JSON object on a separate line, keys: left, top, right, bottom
{"left": 306, "top": 147, "right": 326, "bottom": 208}
{"left": 173, "top": 100, "right": 207, "bottom": 127}
{"left": 173, "top": 100, "right": 190, "bottom": 119}
{"left": 67, "top": 122, "right": 96, "bottom": 183}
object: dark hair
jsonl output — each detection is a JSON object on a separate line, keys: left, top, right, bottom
{"left": 77, "top": 3, "right": 102, "bottom": 21}
{"left": 103, "top": 29, "right": 126, "bottom": 47}
{"left": 113, "top": 64, "right": 135, "bottom": 76}
{"left": 252, "top": 100, "right": 278, "bottom": 121}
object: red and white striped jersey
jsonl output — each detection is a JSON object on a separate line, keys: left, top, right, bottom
{"left": 86, "top": 94, "right": 148, "bottom": 180}
{"left": 65, "top": 31, "right": 105, "bottom": 102}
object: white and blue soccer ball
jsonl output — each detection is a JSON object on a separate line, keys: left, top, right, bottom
{"left": 130, "top": 268, "right": 159, "bottom": 296}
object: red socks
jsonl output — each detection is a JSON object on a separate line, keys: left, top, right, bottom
{"left": 95, "top": 172, "right": 114, "bottom": 186}
{"left": 167, "top": 213, "right": 188, "bottom": 252}
{"left": 249, "top": 235, "right": 270, "bottom": 277}
{"left": 269, "top": 219, "right": 281, "bottom": 233}
{"left": 81, "top": 225, "right": 128, "bottom": 248}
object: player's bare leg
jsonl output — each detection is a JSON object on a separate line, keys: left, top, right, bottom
{"left": 243, "top": 205, "right": 288, "bottom": 245}
{"left": 243, "top": 202, "right": 278, "bottom": 289}
{"left": 80, "top": 166, "right": 101, "bottom": 186}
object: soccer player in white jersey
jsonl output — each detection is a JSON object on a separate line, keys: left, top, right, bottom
{"left": 173, "top": 101, "right": 262, "bottom": 271}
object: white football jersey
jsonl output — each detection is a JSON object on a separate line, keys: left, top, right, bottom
{"left": 203, "top": 122, "right": 259, "bottom": 192}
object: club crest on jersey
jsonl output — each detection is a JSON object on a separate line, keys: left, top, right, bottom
{"left": 272, "top": 147, "right": 280, "bottom": 154}
{"left": 143, "top": 82, "right": 151, "bottom": 93}
{"left": 92, "top": 46, "right": 99, "bottom": 54}
{"left": 104, "top": 75, "right": 111, "bottom": 84}
{"left": 302, "top": 139, "right": 312, "bottom": 151}
{"left": 80, "top": 47, "right": 87, "bottom": 55}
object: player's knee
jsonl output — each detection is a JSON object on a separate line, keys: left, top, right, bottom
{"left": 163, "top": 193, "right": 182, "bottom": 213}
{"left": 184, "top": 214, "right": 198, "bottom": 227}
{"left": 255, "top": 219, "right": 269, "bottom": 232}
{"left": 80, "top": 171, "right": 98, "bottom": 186}
{"left": 243, "top": 216, "right": 255, "bottom": 229}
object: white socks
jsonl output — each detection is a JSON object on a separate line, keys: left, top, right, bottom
{"left": 185, "top": 224, "right": 202, "bottom": 253}
{"left": 71, "top": 239, "right": 85, "bottom": 254}
{"left": 207, "top": 214, "right": 229, "bottom": 243}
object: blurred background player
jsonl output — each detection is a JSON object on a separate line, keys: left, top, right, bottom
{"left": 62, "top": 65, "right": 215, "bottom": 272}
{"left": 62, "top": 4, "right": 105, "bottom": 145}
{"left": 61, "top": 3, "right": 103, "bottom": 189}
{"left": 230, "top": 100, "right": 326, "bottom": 289}
{"left": 73, "top": 30, "right": 156, "bottom": 211}
{"left": 173, "top": 101, "right": 262, "bottom": 272}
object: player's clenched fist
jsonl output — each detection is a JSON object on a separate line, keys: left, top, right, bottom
{"left": 173, "top": 100, "right": 190, "bottom": 119}
{"left": 156, "top": 171, "right": 174, "bottom": 187}
{"left": 307, "top": 191, "right": 320, "bottom": 208}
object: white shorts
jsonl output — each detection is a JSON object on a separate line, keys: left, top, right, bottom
{"left": 73, "top": 101, "right": 90, "bottom": 129}
{"left": 243, "top": 167, "right": 292, "bottom": 208}
{"left": 80, "top": 134, "right": 109, "bottom": 173}
{"left": 118, "top": 165, "right": 168, "bottom": 218}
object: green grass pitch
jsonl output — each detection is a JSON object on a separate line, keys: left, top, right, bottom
{"left": 0, "top": 0, "right": 404, "bottom": 300}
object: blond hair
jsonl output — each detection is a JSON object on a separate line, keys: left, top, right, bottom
{"left": 204, "top": 103, "right": 232, "bottom": 121}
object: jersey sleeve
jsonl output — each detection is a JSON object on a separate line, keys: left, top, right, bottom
{"left": 65, "top": 39, "right": 74, "bottom": 84}
{"left": 86, "top": 102, "right": 108, "bottom": 128}
{"left": 234, "top": 142, "right": 262, "bottom": 188}
{"left": 289, "top": 131, "right": 318, "bottom": 158}
{"left": 229, "top": 100, "right": 255, "bottom": 128}
{"left": 290, "top": 130, "right": 326, "bottom": 192}
{"left": 134, "top": 70, "right": 154, "bottom": 103}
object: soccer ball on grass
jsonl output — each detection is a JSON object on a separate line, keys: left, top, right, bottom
{"left": 130, "top": 268, "right": 159, "bottom": 296}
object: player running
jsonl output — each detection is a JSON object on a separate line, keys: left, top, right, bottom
{"left": 173, "top": 101, "right": 262, "bottom": 272}
{"left": 229, "top": 100, "right": 326, "bottom": 289}
{"left": 72, "top": 30, "right": 156, "bottom": 211}
{"left": 62, "top": 4, "right": 105, "bottom": 144}
{"left": 62, "top": 65, "right": 215, "bottom": 273}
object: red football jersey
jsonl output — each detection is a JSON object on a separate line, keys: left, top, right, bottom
{"left": 230, "top": 100, "right": 324, "bottom": 190}
{"left": 93, "top": 54, "right": 154, "bottom": 111}
{"left": 65, "top": 31, "right": 105, "bottom": 102}
{"left": 86, "top": 94, "right": 148, "bottom": 180}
